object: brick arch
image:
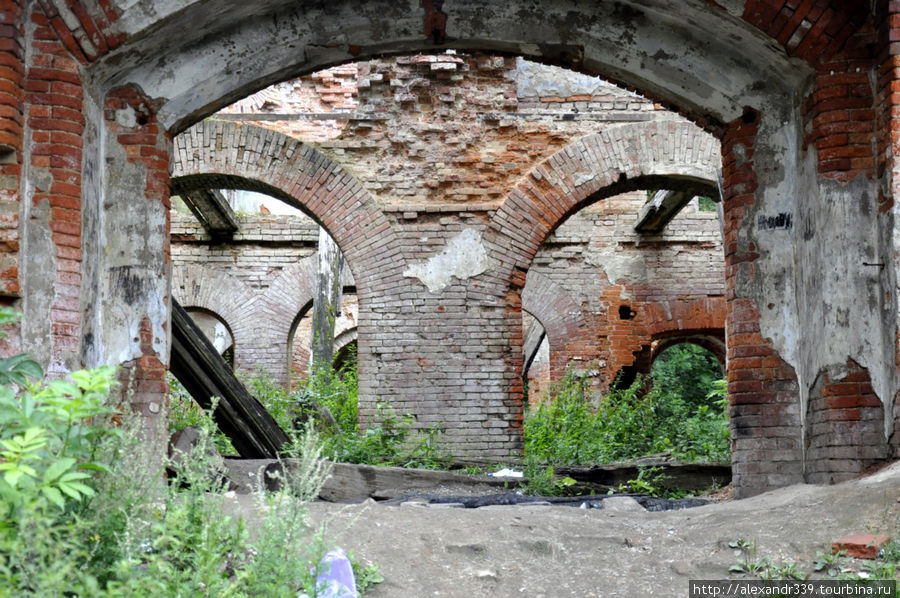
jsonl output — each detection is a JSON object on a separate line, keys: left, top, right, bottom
{"left": 171, "top": 121, "right": 407, "bottom": 296}
{"left": 172, "top": 255, "right": 320, "bottom": 384}
{"left": 521, "top": 270, "right": 591, "bottom": 380}
{"left": 487, "top": 121, "right": 721, "bottom": 282}
{"left": 651, "top": 332, "right": 727, "bottom": 372}
{"left": 236, "top": 256, "right": 319, "bottom": 384}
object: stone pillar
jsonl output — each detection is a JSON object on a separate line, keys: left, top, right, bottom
{"left": 18, "top": 1, "right": 85, "bottom": 375}
{"left": 310, "top": 226, "right": 344, "bottom": 372}
{"left": 725, "top": 22, "right": 897, "bottom": 496}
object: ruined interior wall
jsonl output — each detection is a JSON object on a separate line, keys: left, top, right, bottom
{"left": 226, "top": 53, "right": 674, "bottom": 210}
{"left": 17, "top": 2, "right": 87, "bottom": 375}
{"left": 171, "top": 211, "right": 318, "bottom": 290}
{"left": 13, "top": 1, "right": 899, "bottom": 495}
{"left": 0, "top": 0, "right": 23, "bottom": 358}
{"left": 724, "top": 10, "right": 896, "bottom": 497}
{"left": 794, "top": 22, "right": 893, "bottom": 482}
{"left": 171, "top": 211, "right": 319, "bottom": 385}
{"left": 528, "top": 191, "right": 724, "bottom": 389}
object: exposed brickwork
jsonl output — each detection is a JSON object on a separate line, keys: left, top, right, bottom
{"left": 721, "top": 112, "right": 804, "bottom": 498}
{"left": 229, "top": 53, "right": 678, "bottom": 210}
{"left": 26, "top": 2, "right": 89, "bottom": 372}
{"left": 289, "top": 293, "right": 358, "bottom": 381}
{"left": 171, "top": 211, "right": 321, "bottom": 384}
{"left": 221, "top": 64, "right": 359, "bottom": 142}
{"left": 806, "top": 359, "right": 888, "bottom": 484}
{"left": 0, "top": 0, "right": 23, "bottom": 299}
{"left": 117, "top": 316, "right": 167, "bottom": 451}
{"left": 525, "top": 192, "right": 725, "bottom": 391}
{"left": 9, "top": 2, "right": 899, "bottom": 495}
{"left": 801, "top": 25, "right": 879, "bottom": 181}
{"left": 33, "top": 0, "right": 123, "bottom": 63}
{"left": 742, "top": 1, "right": 869, "bottom": 68}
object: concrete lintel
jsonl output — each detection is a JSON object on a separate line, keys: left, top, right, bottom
{"left": 182, "top": 188, "right": 239, "bottom": 236}
{"left": 634, "top": 190, "right": 696, "bottom": 234}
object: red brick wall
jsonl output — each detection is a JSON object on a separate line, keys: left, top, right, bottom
{"left": 25, "top": 2, "right": 89, "bottom": 372}
{"left": 0, "top": 0, "right": 23, "bottom": 304}
{"left": 526, "top": 193, "right": 725, "bottom": 391}
{"left": 721, "top": 111, "right": 804, "bottom": 497}
{"left": 806, "top": 359, "right": 888, "bottom": 483}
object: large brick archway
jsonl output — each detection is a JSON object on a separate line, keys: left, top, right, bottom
{"left": 499, "top": 123, "right": 722, "bottom": 388}
{"left": 171, "top": 121, "right": 405, "bottom": 294}
{"left": 6, "top": 1, "right": 900, "bottom": 496}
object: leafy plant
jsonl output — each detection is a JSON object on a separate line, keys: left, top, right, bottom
{"left": 166, "top": 372, "right": 235, "bottom": 455}
{"left": 729, "top": 556, "right": 772, "bottom": 576}
{"left": 0, "top": 308, "right": 42, "bottom": 387}
{"left": 351, "top": 555, "right": 385, "bottom": 595}
{"left": 813, "top": 548, "right": 846, "bottom": 577}
{"left": 0, "top": 306, "right": 376, "bottom": 596}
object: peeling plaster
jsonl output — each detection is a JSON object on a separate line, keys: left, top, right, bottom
{"left": 586, "top": 247, "right": 650, "bottom": 285}
{"left": 87, "top": 101, "right": 170, "bottom": 368}
{"left": 404, "top": 228, "right": 497, "bottom": 293}
{"left": 88, "top": 0, "right": 810, "bottom": 133}
{"left": 742, "top": 96, "right": 899, "bottom": 449}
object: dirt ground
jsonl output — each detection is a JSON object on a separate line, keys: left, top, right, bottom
{"left": 229, "top": 464, "right": 900, "bottom": 597}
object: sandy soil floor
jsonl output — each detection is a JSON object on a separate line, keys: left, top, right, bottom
{"left": 228, "top": 463, "right": 900, "bottom": 597}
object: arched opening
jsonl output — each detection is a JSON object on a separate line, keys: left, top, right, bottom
{"left": 521, "top": 310, "right": 550, "bottom": 410}
{"left": 183, "top": 307, "right": 235, "bottom": 368}
{"left": 53, "top": 0, "right": 888, "bottom": 497}
{"left": 647, "top": 342, "right": 729, "bottom": 463}
{"left": 287, "top": 290, "right": 359, "bottom": 386}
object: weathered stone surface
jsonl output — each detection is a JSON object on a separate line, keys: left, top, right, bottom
{"left": 600, "top": 496, "right": 646, "bottom": 513}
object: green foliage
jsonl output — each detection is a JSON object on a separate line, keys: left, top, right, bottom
{"left": 0, "top": 358, "right": 122, "bottom": 595}
{"left": 615, "top": 466, "right": 688, "bottom": 499}
{"left": 166, "top": 372, "right": 235, "bottom": 455}
{"left": 299, "top": 354, "right": 359, "bottom": 436}
{"left": 520, "top": 459, "right": 576, "bottom": 497}
{"left": 697, "top": 196, "right": 718, "bottom": 212}
{"left": 523, "top": 345, "right": 729, "bottom": 469}
{"left": 321, "top": 399, "right": 451, "bottom": 470}
{"left": 294, "top": 356, "right": 451, "bottom": 470}
{"left": 523, "top": 369, "right": 663, "bottom": 465}
{"left": 0, "top": 308, "right": 42, "bottom": 388}
{"left": 0, "top": 314, "right": 373, "bottom": 596}
{"left": 351, "top": 556, "right": 384, "bottom": 595}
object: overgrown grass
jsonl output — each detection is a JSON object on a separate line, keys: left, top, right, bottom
{"left": 524, "top": 345, "right": 729, "bottom": 467}
{"left": 0, "top": 306, "right": 373, "bottom": 597}
{"left": 523, "top": 374, "right": 729, "bottom": 466}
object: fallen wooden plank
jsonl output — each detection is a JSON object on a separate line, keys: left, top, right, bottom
{"left": 170, "top": 298, "right": 290, "bottom": 458}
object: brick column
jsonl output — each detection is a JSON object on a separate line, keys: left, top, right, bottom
{"left": 0, "top": 0, "right": 23, "bottom": 310}
{"left": 78, "top": 84, "right": 171, "bottom": 463}
{"left": 722, "top": 113, "right": 804, "bottom": 498}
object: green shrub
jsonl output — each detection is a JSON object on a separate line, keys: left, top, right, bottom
{"left": 524, "top": 350, "right": 729, "bottom": 467}
{"left": 293, "top": 356, "right": 451, "bottom": 470}
{"left": 166, "top": 372, "right": 236, "bottom": 455}
{"left": 0, "top": 306, "right": 374, "bottom": 596}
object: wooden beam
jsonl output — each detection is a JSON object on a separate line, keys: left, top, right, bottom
{"left": 634, "top": 190, "right": 696, "bottom": 234}
{"left": 169, "top": 298, "right": 290, "bottom": 458}
{"left": 181, "top": 188, "right": 239, "bottom": 237}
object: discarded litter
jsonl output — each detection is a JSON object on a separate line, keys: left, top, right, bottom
{"left": 298, "top": 547, "right": 358, "bottom": 598}
{"left": 488, "top": 468, "right": 523, "bottom": 478}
